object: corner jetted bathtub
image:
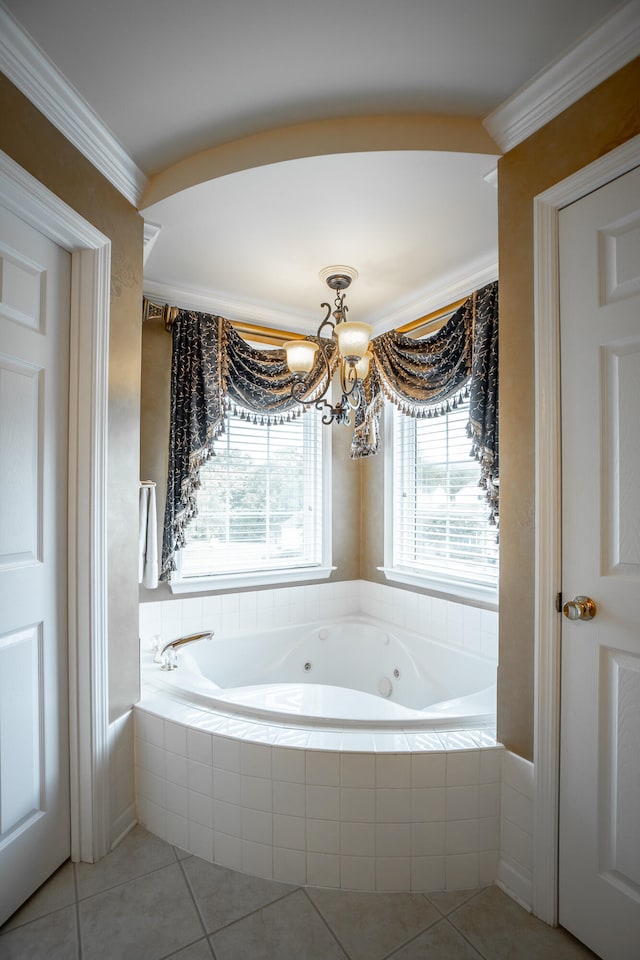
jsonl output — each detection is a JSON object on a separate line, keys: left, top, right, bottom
{"left": 146, "top": 615, "right": 496, "bottom": 728}
{"left": 136, "top": 614, "right": 502, "bottom": 892}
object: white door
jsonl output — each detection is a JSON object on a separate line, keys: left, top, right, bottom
{"left": 559, "top": 164, "right": 640, "bottom": 959}
{"left": 0, "top": 204, "right": 71, "bottom": 923}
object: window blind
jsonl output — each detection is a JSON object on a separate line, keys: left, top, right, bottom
{"left": 392, "top": 400, "right": 498, "bottom": 588}
{"left": 180, "top": 408, "right": 323, "bottom": 578}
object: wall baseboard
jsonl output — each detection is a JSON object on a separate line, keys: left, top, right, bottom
{"left": 110, "top": 804, "right": 137, "bottom": 851}
{"left": 496, "top": 859, "right": 533, "bottom": 913}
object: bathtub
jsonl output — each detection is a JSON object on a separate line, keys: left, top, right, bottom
{"left": 145, "top": 615, "right": 496, "bottom": 729}
{"left": 136, "top": 614, "right": 502, "bottom": 892}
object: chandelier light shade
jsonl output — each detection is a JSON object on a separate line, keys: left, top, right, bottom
{"left": 334, "top": 321, "right": 372, "bottom": 362}
{"left": 283, "top": 339, "right": 319, "bottom": 373}
{"left": 354, "top": 350, "right": 373, "bottom": 381}
{"left": 286, "top": 267, "right": 372, "bottom": 425}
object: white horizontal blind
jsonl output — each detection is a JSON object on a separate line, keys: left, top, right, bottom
{"left": 180, "top": 408, "right": 323, "bottom": 578}
{"left": 392, "top": 400, "right": 498, "bottom": 588}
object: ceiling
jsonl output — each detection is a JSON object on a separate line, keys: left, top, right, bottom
{"left": 2, "top": 0, "right": 625, "bottom": 332}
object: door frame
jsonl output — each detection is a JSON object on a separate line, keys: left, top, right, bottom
{"left": 532, "top": 133, "right": 640, "bottom": 925}
{"left": 0, "top": 150, "right": 111, "bottom": 864}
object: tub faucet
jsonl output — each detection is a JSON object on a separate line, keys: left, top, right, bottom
{"left": 155, "top": 630, "right": 214, "bottom": 670}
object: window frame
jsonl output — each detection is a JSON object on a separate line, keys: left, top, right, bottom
{"left": 170, "top": 405, "right": 334, "bottom": 594}
{"left": 380, "top": 402, "right": 498, "bottom": 610}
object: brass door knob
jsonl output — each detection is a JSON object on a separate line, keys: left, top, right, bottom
{"left": 562, "top": 596, "right": 597, "bottom": 621}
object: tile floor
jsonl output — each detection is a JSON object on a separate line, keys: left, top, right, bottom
{"left": 0, "top": 826, "right": 599, "bottom": 960}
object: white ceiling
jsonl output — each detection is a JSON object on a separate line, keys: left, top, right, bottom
{"left": 2, "top": 0, "right": 626, "bottom": 331}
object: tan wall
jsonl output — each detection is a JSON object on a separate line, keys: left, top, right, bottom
{"left": 0, "top": 75, "right": 144, "bottom": 722}
{"left": 139, "top": 319, "right": 361, "bottom": 601}
{"left": 360, "top": 435, "right": 385, "bottom": 585}
{"left": 497, "top": 57, "right": 640, "bottom": 760}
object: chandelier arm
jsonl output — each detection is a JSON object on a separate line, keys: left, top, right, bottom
{"left": 347, "top": 379, "right": 364, "bottom": 410}
{"left": 317, "top": 303, "right": 335, "bottom": 337}
{"left": 315, "top": 396, "right": 351, "bottom": 427}
{"left": 339, "top": 359, "right": 361, "bottom": 400}
{"left": 290, "top": 377, "right": 313, "bottom": 404}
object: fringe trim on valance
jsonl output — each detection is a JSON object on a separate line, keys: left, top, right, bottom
{"left": 468, "top": 422, "right": 499, "bottom": 527}
{"left": 160, "top": 414, "right": 226, "bottom": 580}
{"left": 376, "top": 374, "right": 471, "bottom": 419}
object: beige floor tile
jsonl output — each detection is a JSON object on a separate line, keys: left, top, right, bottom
{"left": 449, "top": 885, "right": 601, "bottom": 960}
{"left": 0, "top": 904, "right": 78, "bottom": 960}
{"left": 182, "top": 855, "right": 294, "bottom": 934}
{"left": 387, "top": 918, "right": 484, "bottom": 959}
{"left": 78, "top": 862, "right": 202, "bottom": 960}
{"left": 173, "top": 845, "right": 193, "bottom": 861}
{"left": 426, "top": 887, "right": 483, "bottom": 916}
{"left": 210, "top": 888, "right": 347, "bottom": 960}
{"left": 75, "top": 824, "right": 177, "bottom": 899}
{"left": 307, "top": 887, "right": 440, "bottom": 960}
{"left": 1, "top": 832, "right": 609, "bottom": 960}
{"left": 2, "top": 861, "right": 76, "bottom": 930}
{"left": 164, "top": 939, "right": 214, "bottom": 960}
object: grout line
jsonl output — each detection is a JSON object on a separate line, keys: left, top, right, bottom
{"left": 157, "top": 936, "right": 216, "bottom": 960}
{"left": 444, "top": 888, "right": 494, "bottom": 960}
{"left": 426, "top": 885, "right": 488, "bottom": 917}
{"left": 0, "top": 861, "right": 80, "bottom": 936}
{"left": 176, "top": 857, "right": 217, "bottom": 958}
{"left": 378, "top": 916, "right": 445, "bottom": 960}
{"left": 75, "top": 855, "right": 185, "bottom": 902}
{"left": 445, "top": 884, "right": 490, "bottom": 918}
{"left": 204, "top": 887, "right": 307, "bottom": 958}
{"left": 205, "top": 887, "right": 301, "bottom": 938}
{"left": 301, "top": 887, "right": 354, "bottom": 959}
{"left": 422, "top": 890, "right": 448, "bottom": 916}
{"left": 447, "top": 920, "right": 493, "bottom": 960}
{"left": 376, "top": 899, "right": 442, "bottom": 960}
{"left": 0, "top": 899, "right": 75, "bottom": 934}
{"left": 179, "top": 862, "right": 303, "bottom": 945}
{"left": 73, "top": 861, "right": 83, "bottom": 960}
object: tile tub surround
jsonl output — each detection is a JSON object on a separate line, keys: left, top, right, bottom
{"left": 138, "top": 579, "right": 499, "bottom": 663}
{"left": 137, "top": 579, "right": 500, "bottom": 893}
{"left": 134, "top": 703, "right": 504, "bottom": 892}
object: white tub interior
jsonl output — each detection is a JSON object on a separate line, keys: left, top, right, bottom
{"left": 145, "top": 615, "right": 496, "bottom": 728}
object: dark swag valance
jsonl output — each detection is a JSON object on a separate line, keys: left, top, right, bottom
{"left": 160, "top": 281, "right": 498, "bottom": 581}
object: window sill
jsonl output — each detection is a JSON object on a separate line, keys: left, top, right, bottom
{"left": 378, "top": 566, "right": 498, "bottom": 611}
{"left": 169, "top": 564, "right": 336, "bottom": 595}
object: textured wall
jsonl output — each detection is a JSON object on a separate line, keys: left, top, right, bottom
{"left": 359, "top": 434, "right": 385, "bottom": 586}
{"left": 0, "top": 75, "right": 144, "bottom": 723}
{"left": 496, "top": 57, "right": 640, "bottom": 760}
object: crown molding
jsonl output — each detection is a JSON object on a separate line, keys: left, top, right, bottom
{"left": 368, "top": 259, "right": 498, "bottom": 335}
{"left": 143, "top": 278, "right": 318, "bottom": 334}
{"left": 484, "top": 0, "right": 640, "bottom": 153}
{"left": 143, "top": 221, "right": 161, "bottom": 264}
{"left": 144, "top": 259, "right": 498, "bottom": 338}
{"left": 0, "top": 4, "right": 147, "bottom": 206}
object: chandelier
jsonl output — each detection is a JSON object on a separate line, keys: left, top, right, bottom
{"left": 283, "top": 267, "right": 372, "bottom": 425}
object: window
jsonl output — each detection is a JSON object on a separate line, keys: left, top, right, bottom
{"left": 385, "top": 399, "right": 498, "bottom": 604}
{"left": 173, "top": 406, "right": 332, "bottom": 591}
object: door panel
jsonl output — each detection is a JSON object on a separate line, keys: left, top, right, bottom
{"left": 559, "top": 164, "right": 640, "bottom": 960}
{"left": 0, "top": 204, "right": 71, "bottom": 923}
{"left": 0, "top": 357, "right": 41, "bottom": 567}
